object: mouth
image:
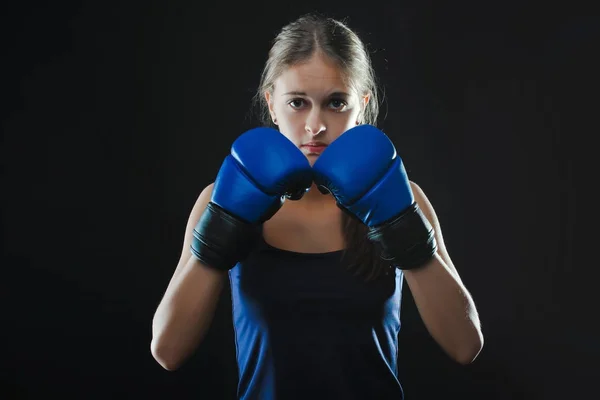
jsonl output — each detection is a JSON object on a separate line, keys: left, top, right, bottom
{"left": 301, "top": 142, "right": 328, "bottom": 155}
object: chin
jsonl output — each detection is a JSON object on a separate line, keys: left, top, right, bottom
{"left": 306, "top": 155, "right": 319, "bottom": 165}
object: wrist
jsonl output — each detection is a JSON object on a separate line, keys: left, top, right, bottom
{"left": 191, "top": 202, "right": 261, "bottom": 271}
{"left": 367, "top": 202, "right": 437, "bottom": 270}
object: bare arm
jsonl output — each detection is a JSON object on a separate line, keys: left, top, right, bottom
{"left": 151, "top": 183, "right": 228, "bottom": 371}
{"left": 402, "top": 181, "right": 484, "bottom": 365}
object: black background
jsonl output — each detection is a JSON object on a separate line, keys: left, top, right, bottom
{"left": 2, "top": 1, "right": 598, "bottom": 399}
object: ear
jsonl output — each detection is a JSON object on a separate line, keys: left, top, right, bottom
{"left": 264, "top": 91, "right": 277, "bottom": 123}
{"left": 363, "top": 92, "right": 371, "bottom": 108}
{"left": 357, "top": 92, "right": 371, "bottom": 124}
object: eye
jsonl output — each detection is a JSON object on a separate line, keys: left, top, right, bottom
{"left": 286, "top": 97, "right": 349, "bottom": 111}
{"left": 288, "top": 98, "right": 306, "bottom": 109}
{"left": 329, "top": 98, "right": 348, "bottom": 111}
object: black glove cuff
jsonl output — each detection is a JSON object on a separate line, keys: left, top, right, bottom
{"left": 190, "top": 202, "right": 261, "bottom": 271}
{"left": 366, "top": 202, "right": 438, "bottom": 270}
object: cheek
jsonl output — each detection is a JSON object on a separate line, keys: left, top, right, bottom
{"left": 278, "top": 125, "right": 304, "bottom": 145}
{"left": 278, "top": 129, "right": 299, "bottom": 144}
{"left": 274, "top": 112, "right": 304, "bottom": 143}
{"left": 337, "top": 111, "right": 361, "bottom": 131}
{"left": 273, "top": 103, "right": 360, "bottom": 140}
{"left": 275, "top": 106, "right": 301, "bottom": 127}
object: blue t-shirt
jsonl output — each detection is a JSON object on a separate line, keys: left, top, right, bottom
{"left": 228, "top": 236, "right": 405, "bottom": 400}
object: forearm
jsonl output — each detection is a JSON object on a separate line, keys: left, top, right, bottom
{"left": 403, "top": 253, "right": 483, "bottom": 364}
{"left": 151, "top": 256, "right": 227, "bottom": 370}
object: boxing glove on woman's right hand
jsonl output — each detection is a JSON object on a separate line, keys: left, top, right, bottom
{"left": 191, "top": 127, "right": 312, "bottom": 271}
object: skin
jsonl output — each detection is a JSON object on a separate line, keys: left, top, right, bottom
{"left": 151, "top": 51, "right": 483, "bottom": 371}
{"left": 265, "top": 52, "right": 369, "bottom": 169}
{"left": 263, "top": 51, "right": 368, "bottom": 252}
{"left": 264, "top": 51, "right": 484, "bottom": 364}
{"left": 150, "top": 52, "right": 369, "bottom": 370}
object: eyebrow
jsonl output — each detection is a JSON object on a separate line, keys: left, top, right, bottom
{"left": 282, "top": 91, "right": 350, "bottom": 97}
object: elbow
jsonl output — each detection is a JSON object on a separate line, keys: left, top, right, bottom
{"left": 455, "top": 331, "right": 484, "bottom": 365}
{"left": 455, "top": 348, "right": 481, "bottom": 365}
{"left": 151, "top": 338, "right": 183, "bottom": 371}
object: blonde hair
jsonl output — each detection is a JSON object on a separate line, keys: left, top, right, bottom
{"left": 253, "top": 13, "right": 381, "bottom": 128}
{"left": 253, "top": 13, "right": 390, "bottom": 281}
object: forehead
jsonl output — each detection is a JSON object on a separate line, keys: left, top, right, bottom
{"left": 274, "top": 54, "right": 352, "bottom": 95}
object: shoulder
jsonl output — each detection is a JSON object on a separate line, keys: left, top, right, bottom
{"left": 409, "top": 180, "right": 424, "bottom": 198}
{"left": 409, "top": 180, "right": 461, "bottom": 272}
{"left": 409, "top": 181, "right": 434, "bottom": 218}
{"left": 176, "top": 182, "right": 216, "bottom": 263}
{"left": 187, "top": 182, "right": 215, "bottom": 224}
{"left": 201, "top": 182, "right": 215, "bottom": 198}
{"left": 409, "top": 180, "right": 443, "bottom": 245}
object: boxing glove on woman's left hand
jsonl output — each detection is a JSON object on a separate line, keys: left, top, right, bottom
{"left": 312, "top": 125, "right": 437, "bottom": 270}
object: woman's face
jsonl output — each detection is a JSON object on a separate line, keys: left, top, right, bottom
{"left": 266, "top": 53, "right": 368, "bottom": 164}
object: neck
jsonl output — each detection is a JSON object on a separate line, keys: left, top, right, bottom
{"left": 287, "top": 182, "right": 337, "bottom": 209}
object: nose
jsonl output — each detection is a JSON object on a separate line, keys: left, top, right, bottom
{"left": 305, "top": 109, "right": 326, "bottom": 136}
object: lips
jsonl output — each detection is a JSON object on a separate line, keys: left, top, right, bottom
{"left": 302, "top": 141, "right": 328, "bottom": 147}
{"left": 301, "top": 142, "right": 328, "bottom": 154}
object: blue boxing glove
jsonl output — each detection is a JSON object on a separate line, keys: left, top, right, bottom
{"left": 312, "top": 125, "right": 437, "bottom": 270}
{"left": 191, "top": 127, "right": 312, "bottom": 270}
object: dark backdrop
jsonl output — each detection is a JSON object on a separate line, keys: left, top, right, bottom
{"left": 2, "top": 1, "right": 597, "bottom": 399}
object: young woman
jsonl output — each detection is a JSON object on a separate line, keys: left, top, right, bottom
{"left": 151, "top": 13, "right": 483, "bottom": 400}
